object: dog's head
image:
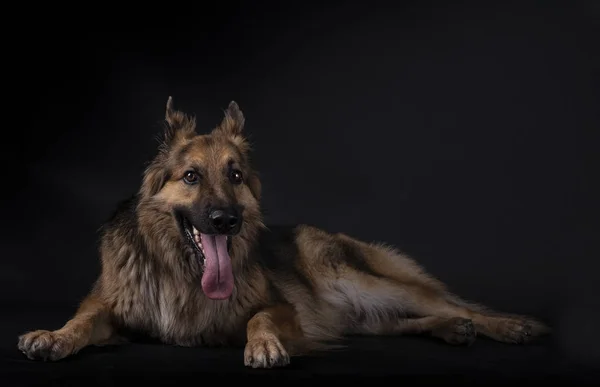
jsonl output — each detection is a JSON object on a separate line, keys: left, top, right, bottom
{"left": 139, "top": 97, "right": 262, "bottom": 300}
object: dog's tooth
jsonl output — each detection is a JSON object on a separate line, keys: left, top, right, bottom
{"left": 192, "top": 226, "right": 199, "bottom": 236}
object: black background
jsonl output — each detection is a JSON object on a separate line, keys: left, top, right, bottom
{"left": 2, "top": 0, "right": 599, "bottom": 384}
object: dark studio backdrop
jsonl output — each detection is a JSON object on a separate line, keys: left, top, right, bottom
{"left": 2, "top": 0, "right": 599, "bottom": 384}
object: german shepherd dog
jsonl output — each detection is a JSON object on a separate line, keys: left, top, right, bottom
{"left": 18, "top": 98, "right": 550, "bottom": 368}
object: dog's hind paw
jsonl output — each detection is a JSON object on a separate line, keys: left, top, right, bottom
{"left": 18, "top": 330, "right": 74, "bottom": 361}
{"left": 244, "top": 334, "right": 290, "bottom": 369}
{"left": 432, "top": 317, "right": 477, "bottom": 346}
{"left": 492, "top": 317, "right": 551, "bottom": 344}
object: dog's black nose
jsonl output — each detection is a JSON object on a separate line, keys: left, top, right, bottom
{"left": 209, "top": 209, "right": 239, "bottom": 234}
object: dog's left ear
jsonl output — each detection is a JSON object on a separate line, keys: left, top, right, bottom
{"left": 216, "top": 101, "right": 245, "bottom": 137}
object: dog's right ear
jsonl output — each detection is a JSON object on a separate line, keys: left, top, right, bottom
{"left": 139, "top": 97, "right": 195, "bottom": 199}
{"left": 163, "top": 96, "right": 196, "bottom": 145}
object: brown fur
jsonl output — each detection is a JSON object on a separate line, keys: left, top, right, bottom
{"left": 18, "top": 98, "right": 550, "bottom": 368}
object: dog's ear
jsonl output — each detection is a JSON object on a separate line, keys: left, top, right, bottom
{"left": 163, "top": 96, "right": 196, "bottom": 145}
{"left": 215, "top": 101, "right": 245, "bottom": 137}
{"left": 140, "top": 161, "right": 168, "bottom": 199}
{"left": 139, "top": 96, "right": 195, "bottom": 198}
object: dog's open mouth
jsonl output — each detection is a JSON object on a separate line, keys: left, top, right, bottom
{"left": 181, "top": 218, "right": 234, "bottom": 300}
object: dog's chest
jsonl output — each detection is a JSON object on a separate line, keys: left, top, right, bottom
{"left": 107, "top": 256, "right": 271, "bottom": 346}
{"left": 115, "top": 278, "right": 257, "bottom": 346}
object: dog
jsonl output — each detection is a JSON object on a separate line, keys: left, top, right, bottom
{"left": 18, "top": 98, "right": 550, "bottom": 368}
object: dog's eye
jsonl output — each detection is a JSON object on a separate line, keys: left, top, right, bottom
{"left": 183, "top": 171, "right": 199, "bottom": 185}
{"left": 229, "top": 169, "right": 243, "bottom": 185}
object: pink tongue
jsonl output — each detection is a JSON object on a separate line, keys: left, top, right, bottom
{"left": 200, "top": 234, "right": 234, "bottom": 300}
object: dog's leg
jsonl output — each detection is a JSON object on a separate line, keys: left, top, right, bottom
{"left": 351, "top": 277, "right": 550, "bottom": 345}
{"left": 360, "top": 316, "right": 477, "bottom": 346}
{"left": 329, "top": 234, "right": 551, "bottom": 345}
{"left": 465, "top": 312, "right": 551, "bottom": 344}
{"left": 244, "top": 303, "right": 303, "bottom": 369}
{"left": 295, "top": 227, "right": 550, "bottom": 347}
{"left": 18, "top": 295, "right": 115, "bottom": 361}
{"left": 428, "top": 309, "right": 549, "bottom": 345}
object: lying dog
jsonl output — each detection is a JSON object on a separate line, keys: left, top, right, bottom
{"left": 18, "top": 98, "right": 549, "bottom": 368}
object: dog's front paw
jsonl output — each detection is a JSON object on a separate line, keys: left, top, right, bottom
{"left": 18, "top": 330, "right": 74, "bottom": 361}
{"left": 244, "top": 334, "right": 290, "bottom": 369}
